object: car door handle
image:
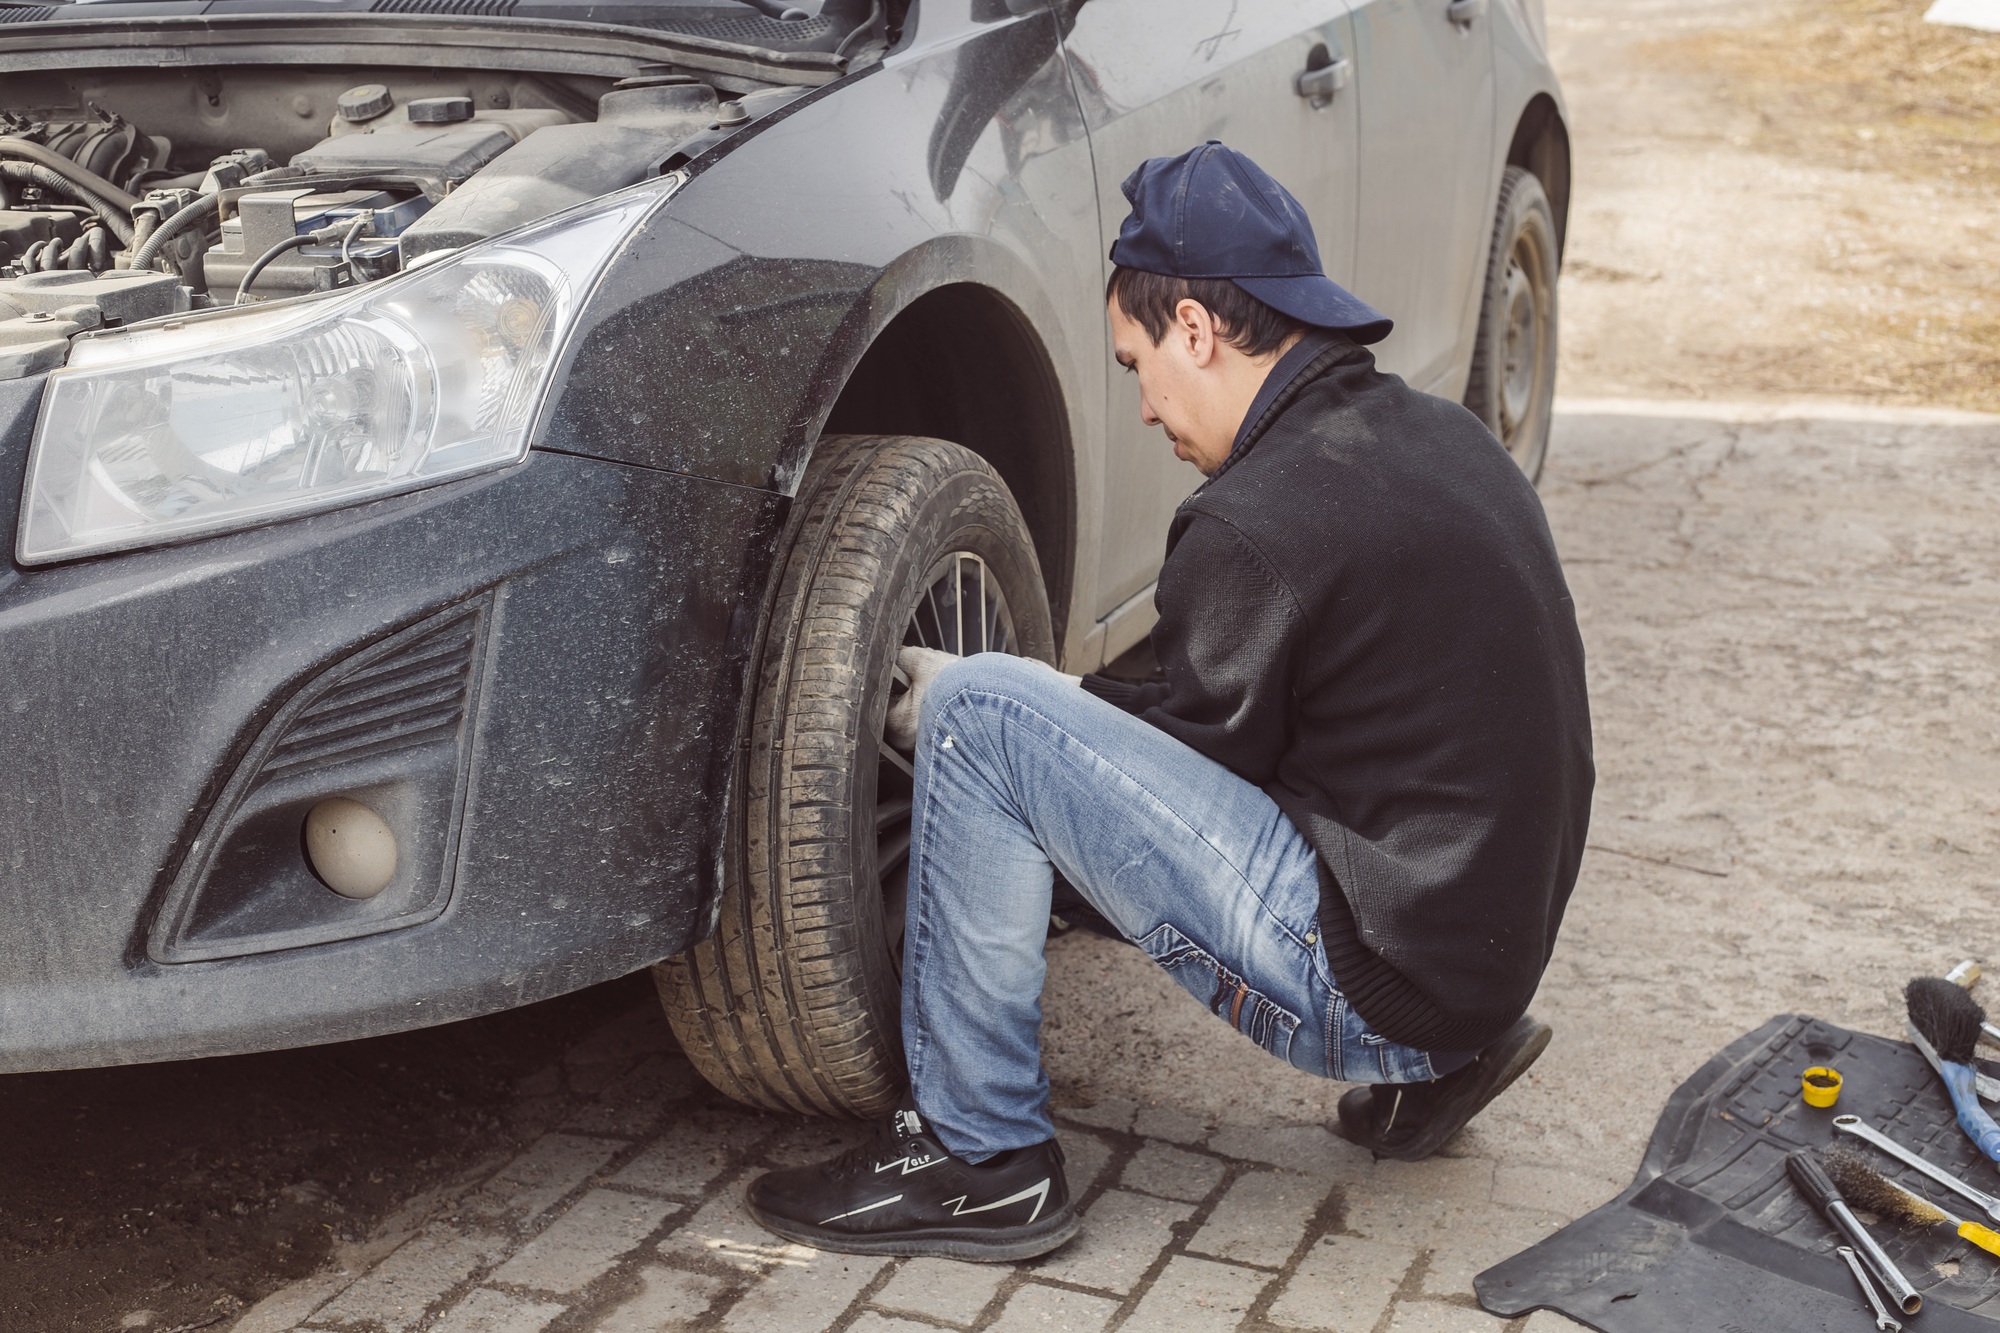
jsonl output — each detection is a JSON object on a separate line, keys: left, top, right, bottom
{"left": 1295, "top": 58, "right": 1351, "bottom": 109}
{"left": 1446, "top": 0, "right": 1487, "bottom": 24}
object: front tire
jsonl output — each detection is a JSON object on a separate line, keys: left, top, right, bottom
{"left": 1463, "top": 165, "right": 1560, "bottom": 484}
{"left": 655, "top": 435, "right": 1054, "bottom": 1117}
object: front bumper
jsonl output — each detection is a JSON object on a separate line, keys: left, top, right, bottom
{"left": 0, "top": 375, "right": 782, "bottom": 1072}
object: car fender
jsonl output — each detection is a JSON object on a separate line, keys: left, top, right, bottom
{"left": 1488, "top": 0, "right": 1571, "bottom": 249}
{"left": 533, "top": 2, "right": 1102, "bottom": 503}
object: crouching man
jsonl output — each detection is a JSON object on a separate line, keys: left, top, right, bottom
{"left": 746, "top": 142, "right": 1594, "bottom": 1261}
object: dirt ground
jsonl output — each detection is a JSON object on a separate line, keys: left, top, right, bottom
{"left": 6, "top": 0, "right": 1995, "bottom": 1327}
{"left": 1554, "top": 0, "right": 2000, "bottom": 410}
{"left": 0, "top": 977, "right": 649, "bottom": 1333}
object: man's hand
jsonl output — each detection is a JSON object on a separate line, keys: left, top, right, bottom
{"left": 885, "top": 646, "right": 960, "bottom": 751}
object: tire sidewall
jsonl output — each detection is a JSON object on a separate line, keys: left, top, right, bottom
{"left": 809, "top": 460, "right": 1053, "bottom": 1004}
{"left": 1468, "top": 167, "right": 1560, "bottom": 484}
{"left": 742, "top": 436, "right": 1052, "bottom": 1112}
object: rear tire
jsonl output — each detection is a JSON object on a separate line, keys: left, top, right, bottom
{"left": 1463, "top": 165, "right": 1560, "bottom": 484}
{"left": 654, "top": 435, "right": 1054, "bottom": 1117}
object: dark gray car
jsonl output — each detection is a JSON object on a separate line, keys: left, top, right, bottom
{"left": 0, "top": 0, "right": 1568, "bottom": 1116}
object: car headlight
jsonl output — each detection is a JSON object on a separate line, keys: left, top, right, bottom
{"left": 16, "top": 181, "right": 673, "bottom": 565}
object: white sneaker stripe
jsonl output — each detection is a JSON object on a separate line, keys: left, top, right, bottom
{"left": 946, "top": 1177, "right": 1051, "bottom": 1224}
{"left": 819, "top": 1193, "right": 904, "bottom": 1225}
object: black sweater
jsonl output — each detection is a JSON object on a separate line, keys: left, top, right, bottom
{"left": 1085, "top": 336, "right": 1593, "bottom": 1053}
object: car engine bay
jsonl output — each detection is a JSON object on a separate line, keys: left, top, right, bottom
{"left": 0, "top": 0, "right": 885, "bottom": 379}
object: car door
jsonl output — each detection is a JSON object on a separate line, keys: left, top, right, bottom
{"left": 1345, "top": 0, "right": 1497, "bottom": 395}
{"left": 1053, "top": 0, "right": 1360, "bottom": 662}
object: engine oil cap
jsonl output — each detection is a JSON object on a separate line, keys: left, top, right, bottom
{"left": 337, "top": 84, "right": 394, "bottom": 123}
{"left": 407, "top": 95, "right": 475, "bottom": 124}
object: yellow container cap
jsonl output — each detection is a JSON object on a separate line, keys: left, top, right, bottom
{"left": 1802, "top": 1066, "right": 1843, "bottom": 1108}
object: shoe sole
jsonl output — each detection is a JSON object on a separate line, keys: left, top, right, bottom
{"left": 1369, "top": 1020, "right": 1553, "bottom": 1163}
{"left": 746, "top": 1200, "right": 1081, "bottom": 1263}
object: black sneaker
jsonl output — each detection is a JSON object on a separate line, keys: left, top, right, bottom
{"left": 746, "top": 1108, "right": 1080, "bottom": 1262}
{"left": 1335, "top": 1015, "right": 1552, "bottom": 1162}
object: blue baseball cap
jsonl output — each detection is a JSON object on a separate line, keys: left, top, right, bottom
{"left": 1110, "top": 142, "right": 1392, "bottom": 345}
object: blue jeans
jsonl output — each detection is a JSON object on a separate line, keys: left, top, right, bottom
{"left": 901, "top": 653, "right": 1450, "bottom": 1159}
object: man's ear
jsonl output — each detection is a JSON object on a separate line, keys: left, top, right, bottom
{"left": 1174, "top": 298, "right": 1218, "bottom": 368}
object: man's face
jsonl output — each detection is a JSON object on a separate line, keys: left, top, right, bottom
{"left": 1109, "top": 295, "right": 1236, "bottom": 476}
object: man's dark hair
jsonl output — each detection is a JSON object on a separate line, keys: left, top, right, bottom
{"left": 1107, "top": 266, "right": 1310, "bottom": 358}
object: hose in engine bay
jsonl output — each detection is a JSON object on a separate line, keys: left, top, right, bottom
{"left": 0, "top": 136, "right": 141, "bottom": 212}
{"left": 127, "top": 192, "right": 220, "bottom": 273}
{"left": 233, "top": 231, "right": 316, "bottom": 304}
{"left": 0, "top": 159, "right": 137, "bottom": 246}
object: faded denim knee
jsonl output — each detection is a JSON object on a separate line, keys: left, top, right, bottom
{"left": 919, "top": 651, "right": 1060, "bottom": 745}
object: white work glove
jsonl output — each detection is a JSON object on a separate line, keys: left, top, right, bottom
{"left": 886, "top": 646, "right": 961, "bottom": 751}
{"left": 883, "top": 650, "right": 1086, "bottom": 753}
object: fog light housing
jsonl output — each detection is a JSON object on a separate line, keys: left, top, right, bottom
{"left": 304, "top": 797, "right": 398, "bottom": 899}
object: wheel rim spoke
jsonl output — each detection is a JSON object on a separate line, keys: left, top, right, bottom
{"left": 976, "top": 552, "right": 992, "bottom": 652}
{"left": 881, "top": 865, "right": 910, "bottom": 955}
{"left": 876, "top": 738, "right": 914, "bottom": 780}
{"left": 875, "top": 794, "right": 912, "bottom": 833}
{"left": 923, "top": 580, "right": 947, "bottom": 652}
{"left": 877, "top": 826, "right": 913, "bottom": 875}
{"left": 956, "top": 556, "right": 970, "bottom": 655}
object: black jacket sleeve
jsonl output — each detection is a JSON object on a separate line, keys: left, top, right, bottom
{"left": 1122, "top": 513, "right": 1305, "bottom": 786}
{"left": 1078, "top": 672, "right": 1164, "bottom": 713}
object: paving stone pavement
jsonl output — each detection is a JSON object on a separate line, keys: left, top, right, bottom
{"left": 225, "top": 397, "right": 2000, "bottom": 1333}
{"left": 231, "top": 1030, "right": 1590, "bottom": 1333}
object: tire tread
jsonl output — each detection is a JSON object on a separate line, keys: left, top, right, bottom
{"left": 655, "top": 435, "right": 1051, "bottom": 1116}
{"left": 1464, "top": 164, "right": 1560, "bottom": 484}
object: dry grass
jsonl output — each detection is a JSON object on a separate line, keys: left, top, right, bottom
{"left": 1661, "top": 0, "right": 2000, "bottom": 189}
{"left": 1651, "top": 0, "right": 2000, "bottom": 411}
{"left": 1681, "top": 313, "right": 2000, "bottom": 411}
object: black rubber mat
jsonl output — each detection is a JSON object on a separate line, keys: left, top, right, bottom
{"left": 1477, "top": 1014, "right": 2000, "bottom": 1330}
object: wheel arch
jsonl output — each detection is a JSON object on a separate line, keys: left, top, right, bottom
{"left": 816, "top": 275, "right": 1079, "bottom": 658}
{"left": 1505, "top": 93, "right": 1572, "bottom": 259}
